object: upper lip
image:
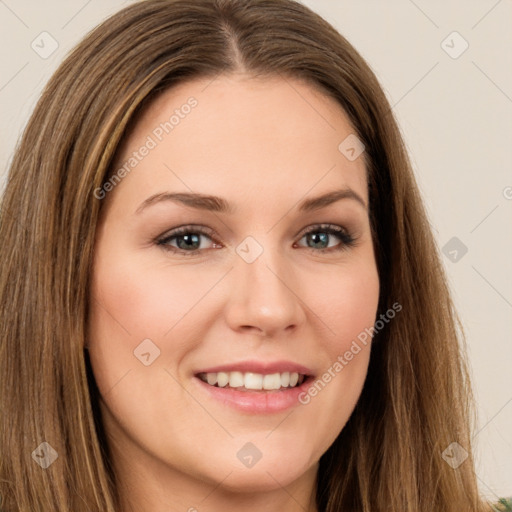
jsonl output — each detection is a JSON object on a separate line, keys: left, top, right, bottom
{"left": 195, "top": 360, "right": 314, "bottom": 377}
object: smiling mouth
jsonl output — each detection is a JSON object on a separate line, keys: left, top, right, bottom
{"left": 196, "top": 371, "right": 309, "bottom": 391}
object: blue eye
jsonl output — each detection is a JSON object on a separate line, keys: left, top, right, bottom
{"left": 157, "top": 226, "right": 217, "bottom": 254}
{"left": 156, "top": 223, "right": 356, "bottom": 255}
{"left": 296, "top": 224, "right": 356, "bottom": 252}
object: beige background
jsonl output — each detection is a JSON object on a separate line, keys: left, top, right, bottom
{"left": 1, "top": 0, "right": 511, "bottom": 500}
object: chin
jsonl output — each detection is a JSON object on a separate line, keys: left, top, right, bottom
{"left": 210, "top": 466, "right": 306, "bottom": 494}
{"left": 195, "top": 447, "right": 316, "bottom": 494}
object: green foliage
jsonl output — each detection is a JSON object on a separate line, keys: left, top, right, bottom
{"left": 494, "top": 497, "right": 512, "bottom": 512}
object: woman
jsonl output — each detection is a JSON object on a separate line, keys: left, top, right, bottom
{"left": 0, "top": 0, "right": 493, "bottom": 510}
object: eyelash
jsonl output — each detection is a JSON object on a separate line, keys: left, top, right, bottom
{"left": 156, "top": 223, "right": 357, "bottom": 256}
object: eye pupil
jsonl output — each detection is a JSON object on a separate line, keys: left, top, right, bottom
{"left": 308, "top": 232, "right": 329, "bottom": 249}
{"left": 177, "top": 234, "right": 200, "bottom": 250}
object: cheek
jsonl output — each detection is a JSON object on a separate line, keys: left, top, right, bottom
{"left": 89, "top": 243, "right": 224, "bottom": 342}
{"left": 91, "top": 261, "right": 178, "bottom": 338}
{"left": 87, "top": 241, "right": 172, "bottom": 396}
{"left": 295, "top": 254, "right": 379, "bottom": 436}
{"left": 305, "top": 254, "right": 380, "bottom": 354}
{"left": 87, "top": 242, "right": 230, "bottom": 397}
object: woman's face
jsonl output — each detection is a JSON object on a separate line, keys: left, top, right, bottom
{"left": 88, "top": 74, "right": 379, "bottom": 505}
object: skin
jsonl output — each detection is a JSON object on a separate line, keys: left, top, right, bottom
{"left": 87, "top": 73, "right": 380, "bottom": 512}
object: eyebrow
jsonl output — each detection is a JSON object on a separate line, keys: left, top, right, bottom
{"left": 135, "top": 188, "right": 367, "bottom": 215}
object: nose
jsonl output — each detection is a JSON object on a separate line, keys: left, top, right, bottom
{"left": 224, "top": 247, "right": 306, "bottom": 337}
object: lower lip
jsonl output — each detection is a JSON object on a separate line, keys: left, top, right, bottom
{"left": 193, "top": 376, "right": 314, "bottom": 414}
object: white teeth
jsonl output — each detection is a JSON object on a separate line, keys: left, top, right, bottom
{"left": 244, "top": 372, "right": 263, "bottom": 390}
{"left": 262, "top": 373, "right": 281, "bottom": 390}
{"left": 229, "top": 371, "right": 244, "bottom": 388}
{"left": 217, "top": 372, "right": 229, "bottom": 387}
{"left": 198, "top": 370, "right": 306, "bottom": 390}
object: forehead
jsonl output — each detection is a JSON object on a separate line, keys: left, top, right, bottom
{"left": 106, "top": 74, "right": 368, "bottom": 215}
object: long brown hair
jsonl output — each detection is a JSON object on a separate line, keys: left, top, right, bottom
{"left": 0, "top": 0, "right": 492, "bottom": 510}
